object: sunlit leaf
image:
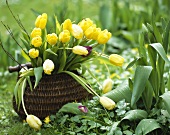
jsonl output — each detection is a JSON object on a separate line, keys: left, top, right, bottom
{"left": 34, "top": 67, "right": 43, "bottom": 88}
{"left": 122, "top": 109, "right": 148, "bottom": 121}
{"left": 104, "top": 81, "right": 132, "bottom": 103}
{"left": 135, "top": 119, "right": 160, "bottom": 135}
{"left": 160, "top": 91, "right": 170, "bottom": 115}
{"left": 131, "top": 66, "right": 152, "bottom": 108}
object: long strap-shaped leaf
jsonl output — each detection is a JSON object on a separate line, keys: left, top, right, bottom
{"left": 131, "top": 66, "right": 152, "bottom": 108}
{"left": 149, "top": 43, "right": 170, "bottom": 64}
{"left": 160, "top": 91, "right": 170, "bottom": 115}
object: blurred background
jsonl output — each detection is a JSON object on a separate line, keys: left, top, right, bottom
{"left": 0, "top": 0, "right": 170, "bottom": 79}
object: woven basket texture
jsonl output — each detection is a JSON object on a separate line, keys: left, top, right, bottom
{"left": 13, "top": 73, "right": 92, "bottom": 119}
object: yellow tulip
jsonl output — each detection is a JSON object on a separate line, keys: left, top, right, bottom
{"left": 35, "top": 13, "right": 47, "bottom": 29}
{"left": 30, "top": 28, "right": 41, "bottom": 38}
{"left": 84, "top": 24, "right": 96, "bottom": 39}
{"left": 26, "top": 115, "right": 42, "bottom": 130}
{"left": 29, "top": 48, "right": 39, "bottom": 58}
{"left": 31, "top": 36, "right": 42, "bottom": 47}
{"left": 72, "top": 46, "right": 88, "bottom": 56}
{"left": 59, "top": 30, "right": 71, "bottom": 43}
{"left": 63, "top": 19, "right": 72, "bottom": 32}
{"left": 78, "top": 18, "right": 93, "bottom": 32}
{"left": 71, "top": 24, "right": 83, "bottom": 39}
{"left": 97, "top": 29, "right": 112, "bottom": 44}
{"left": 109, "top": 54, "right": 124, "bottom": 67}
{"left": 99, "top": 96, "right": 116, "bottom": 110}
{"left": 102, "top": 78, "right": 113, "bottom": 94}
{"left": 43, "top": 59, "right": 55, "bottom": 75}
{"left": 46, "top": 33, "right": 58, "bottom": 45}
{"left": 90, "top": 28, "right": 101, "bottom": 40}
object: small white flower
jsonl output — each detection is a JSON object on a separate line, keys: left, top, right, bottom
{"left": 43, "top": 59, "right": 55, "bottom": 75}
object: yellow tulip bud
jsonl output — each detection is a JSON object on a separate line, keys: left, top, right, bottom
{"left": 26, "top": 115, "right": 42, "bottom": 130}
{"left": 99, "top": 96, "right": 116, "bottom": 110}
{"left": 90, "top": 28, "right": 101, "bottom": 40}
{"left": 43, "top": 59, "right": 55, "bottom": 75}
{"left": 109, "top": 54, "right": 124, "bottom": 66}
{"left": 59, "top": 30, "right": 71, "bottom": 43}
{"left": 31, "top": 36, "right": 42, "bottom": 47}
{"left": 46, "top": 33, "right": 58, "bottom": 45}
{"left": 35, "top": 13, "right": 47, "bottom": 29}
{"left": 72, "top": 45, "right": 88, "bottom": 56}
{"left": 84, "top": 24, "right": 96, "bottom": 39}
{"left": 29, "top": 48, "right": 39, "bottom": 58}
{"left": 78, "top": 18, "right": 93, "bottom": 32}
{"left": 63, "top": 19, "right": 72, "bottom": 32}
{"left": 30, "top": 28, "right": 41, "bottom": 38}
{"left": 97, "top": 29, "right": 112, "bottom": 44}
{"left": 71, "top": 24, "right": 83, "bottom": 39}
{"left": 102, "top": 78, "right": 113, "bottom": 94}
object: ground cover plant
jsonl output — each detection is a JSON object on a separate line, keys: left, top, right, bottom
{"left": 1, "top": 0, "right": 170, "bottom": 135}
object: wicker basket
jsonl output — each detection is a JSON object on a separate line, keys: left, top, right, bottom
{"left": 13, "top": 73, "right": 92, "bottom": 119}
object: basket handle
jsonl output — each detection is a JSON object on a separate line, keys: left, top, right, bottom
{"left": 8, "top": 63, "right": 32, "bottom": 73}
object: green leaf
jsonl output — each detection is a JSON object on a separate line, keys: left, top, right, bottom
{"left": 26, "top": 76, "right": 33, "bottom": 91}
{"left": 59, "top": 103, "right": 83, "bottom": 115}
{"left": 160, "top": 91, "right": 170, "bottom": 115}
{"left": 17, "top": 78, "right": 27, "bottom": 110}
{"left": 99, "top": 4, "right": 112, "bottom": 29}
{"left": 162, "top": 20, "right": 170, "bottom": 53}
{"left": 122, "top": 109, "right": 148, "bottom": 122}
{"left": 135, "top": 119, "right": 160, "bottom": 135}
{"left": 131, "top": 66, "right": 152, "bottom": 108}
{"left": 34, "top": 67, "right": 43, "bottom": 88}
{"left": 21, "top": 50, "right": 31, "bottom": 62}
{"left": 122, "top": 109, "right": 148, "bottom": 121}
{"left": 125, "top": 58, "right": 139, "bottom": 70}
{"left": 82, "top": 116, "right": 110, "bottom": 126}
{"left": 149, "top": 43, "right": 170, "bottom": 64}
{"left": 104, "top": 81, "right": 132, "bottom": 103}
{"left": 152, "top": 16, "right": 162, "bottom": 43}
{"left": 58, "top": 48, "right": 66, "bottom": 72}
{"left": 142, "top": 81, "right": 153, "bottom": 111}
{"left": 14, "top": 77, "right": 25, "bottom": 105}
{"left": 63, "top": 71, "right": 93, "bottom": 95}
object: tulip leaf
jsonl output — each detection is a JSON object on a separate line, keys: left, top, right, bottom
{"left": 122, "top": 109, "right": 148, "bottom": 122}
{"left": 131, "top": 66, "right": 152, "bottom": 108}
{"left": 63, "top": 71, "right": 93, "bottom": 95}
{"left": 26, "top": 76, "right": 33, "bottom": 91}
{"left": 149, "top": 43, "right": 170, "bottom": 64}
{"left": 142, "top": 81, "right": 153, "bottom": 111}
{"left": 99, "top": 3, "right": 112, "bottom": 30}
{"left": 21, "top": 50, "right": 31, "bottom": 62}
{"left": 104, "top": 81, "right": 132, "bottom": 103}
{"left": 14, "top": 77, "right": 25, "bottom": 105}
{"left": 17, "top": 78, "right": 27, "bottom": 110}
{"left": 58, "top": 48, "right": 67, "bottom": 72}
{"left": 135, "top": 119, "right": 160, "bottom": 135}
{"left": 34, "top": 67, "right": 43, "bottom": 88}
{"left": 160, "top": 91, "right": 170, "bottom": 115}
{"left": 126, "top": 57, "right": 140, "bottom": 70}
{"left": 59, "top": 103, "right": 83, "bottom": 115}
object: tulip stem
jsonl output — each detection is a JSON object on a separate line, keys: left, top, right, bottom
{"left": 21, "top": 78, "right": 28, "bottom": 116}
{"left": 104, "top": 63, "right": 110, "bottom": 77}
